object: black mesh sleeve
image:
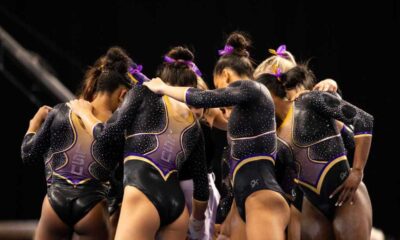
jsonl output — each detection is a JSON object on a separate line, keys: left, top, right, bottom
{"left": 92, "top": 86, "right": 146, "bottom": 147}
{"left": 185, "top": 80, "right": 258, "bottom": 109}
{"left": 21, "top": 108, "right": 56, "bottom": 165}
{"left": 188, "top": 132, "right": 209, "bottom": 201}
{"left": 215, "top": 147, "right": 234, "bottom": 224}
{"left": 307, "top": 91, "right": 374, "bottom": 136}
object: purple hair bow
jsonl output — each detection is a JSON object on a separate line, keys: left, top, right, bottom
{"left": 128, "top": 64, "right": 143, "bottom": 75}
{"left": 268, "top": 44, "right": 287, "bottom": 57}
{"left": 218, "top": 45, "right": 234, "bottom": 56}
{"left": 128, "top": 64, "right": 149, "bottom": 85}
{"left": 272, "top": 66, "right": 282, "bottom": 81}
{"left": 163, "top": 56, "right": 202, "bottom": 77}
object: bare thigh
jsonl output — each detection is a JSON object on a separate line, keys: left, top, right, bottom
{"left": 158, "top": 206, "right": 189, "bottom": 240}
{"left": 229, "top": 202, "right": 247, "bottom": 240}
{"left": 301, "top": 197, "right": 334, "bottom": 240}
{"left": 217, "top": 202, "right": 234, "bottom": 239}
{"left": 245, "top": 189, "right": 290, "bottom": 240}
{"left": 114, "top": 186, "right": 160, "bottom": 240}
{"left": 288, "top": 205, "right": 301, "bottom": 240}
{"left": 73, "top": 200, "right": 110, "bottom": 240}
{"left": 333, "top": 182, "right": 372, "bottom": 240}
{"left": 109, "top": 207, "right": 120, "bottom": 239}
{"left": 34, "top": 196, "right": 71, "bottom": 240}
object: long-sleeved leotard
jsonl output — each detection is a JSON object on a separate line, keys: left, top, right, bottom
{"left": 90, "top": 85, "right": 208, "bottom": 226}
{"left": 21, "top": 104, "right": 117, "bottom": 226}
{"left": 215, "top": 146, "right": 234, "bottom": 224}
{"left": 185, "top": 80, "right": 285, "bottom": 221}
{"left": 275, "top": 121, "right": 356, "bottom": 211}
{"left": 277, "top": 91, "right": 373, "bottom": 219}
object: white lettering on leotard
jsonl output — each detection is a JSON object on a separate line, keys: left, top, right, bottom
{"left": 71, "top": 144, "right": 86, "bottom": 176}
{"left": 161, "top": 130, "right": 176, "bottom": 163}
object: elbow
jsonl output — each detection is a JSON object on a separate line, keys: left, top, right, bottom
{"left": 21, "top": 148, "right": 39, "bottom": 166}
{"left": 20, "top": 147, "right": 30, "bottom": 165}
{"left": 365, "top": 112, "right": 374, "bottom": 133}
{"left": 193, "top": 192, "right": 209, "bottom": 202}
{"left": 369, "top": 114, "right": 374, "bottom": 128}
{"left": 21, "top": 153, "right": 34, "bottom": 166}
{"left": 193, "top": 184, "right": 210, "bottom": 202}
{"left": 354, "top": 112, "right": 374, "bottom": 137}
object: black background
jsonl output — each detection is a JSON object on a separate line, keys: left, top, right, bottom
{"left": 0, "top": 0, "right": 398, "bottom": 238}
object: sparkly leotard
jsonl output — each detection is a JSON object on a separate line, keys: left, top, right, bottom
{"left": 21, "top": 104, "right": 118, "bottom": 226}
{"left": 185, "top": 80, "right": 285, "bottom": 221}
{"left": 90, "top": 85, "right": 209, "bottom": 226}
{"left": 277, "top": 91, "right": 373, "bottom": 218}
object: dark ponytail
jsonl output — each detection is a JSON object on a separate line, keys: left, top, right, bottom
{"left": 78, "top": 57, "right": 105, "bottom": 101}
{"left": 281, "top": 64, "right": 315, "bottom": 90}
{"left": 256, "top": 64, "right": 316, "bottom": 98}
{"left": 214, "top": 32, "right": 254, "bottom": 78}
{"left": 157, "top": 46, "right": 198, "bottom": 87}
{"left": 78, "top": 47, "right": 133, "bottom": 101}
{"left": 256, "top": 73, "right": 286, "bottom": 98}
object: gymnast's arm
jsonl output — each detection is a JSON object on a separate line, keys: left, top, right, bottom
{"left": 144, "top": 77, "right": 256, "bottom": 109}
{"left": 21, "top": 105, "right": 54, "bottom": 165}
{"left": 307, "top": 92, "right": 373, "bottom": 204}
{"left": 68, "top": 86, "right": 145, "bottom": 143}
{"left": 189, "top": 132, "right": 209, "bottom": 221}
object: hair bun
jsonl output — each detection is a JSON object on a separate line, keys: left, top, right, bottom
{"left": 226, "top": 32, "right": 251, "bottom": 57}
{"left": 167, "top": 46, "right": 194, "bottom": 61}
{"left": 105, "top": 46, "right": 130, "bottom": 73}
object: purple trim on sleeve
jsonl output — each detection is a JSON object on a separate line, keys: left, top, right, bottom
{"left": 185, "top": 88, "right": 193, "bottom": 105}
{"left": 354, "top": 131, "right": 372, "bottom": 135}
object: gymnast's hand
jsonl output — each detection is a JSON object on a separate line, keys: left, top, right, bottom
{"left": 313, "top": 78, "right": 338, "bottom": 92}
{"left": 188, "top": 215, "right": 205, "bottom": 240}
{"left": 330, "top": 168, "right": 363, "bottom": 206}
{"left": 143, "top": 77, "right": 167, "bottom": 94}
{"left": 28, "top": 105, "right": 53, "bottom": 132}
{"left": 67, "top": 99, "right": 93, "bottom": 118}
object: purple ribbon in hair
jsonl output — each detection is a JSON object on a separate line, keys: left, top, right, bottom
{"left": 218, "top": 45, "right": 234, "bottom": 56}
{"left": 128, "top": 64, "right": 150, "bottom": 84}
{"left": 272, "top": 67, "right": 282, "bottom": 80}
{"left": 268, "top": 44, "right": 287, "bottom": 57}
{"left": 163, "top": 56, "right": 202, "bottom": 77}
{"left": 128, "top": 64, "right": 143, "bottom": 75}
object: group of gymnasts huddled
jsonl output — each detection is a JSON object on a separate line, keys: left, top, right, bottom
{"left": 21, "top": 31, "right": 374, "bottom": 240}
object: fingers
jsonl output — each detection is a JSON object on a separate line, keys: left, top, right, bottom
{"left": 314, "top": 79, "right": 338, "bottom": 92}
{"left": 42, "top": 105, "right": 53, "bottom": 111}
{"left": 336, "top": 187, "right": 357, "bottom": 206}
{"left": 329, "top": 183, "right": 344, "bottom": 199}
{"left": 314, "top": 83, "right": 329, "bottom": 92}
{"left": 350, "top": 190, "right": 356, "bottom": 205}
{"left": 329, "top": 84, "right": 338, "bottom": 92}
{"left": 313, "top": 84, "right": 322, "bottom": 91}
{"left": 336, "top": 187, "right": 350, "bottom": 206}
{"left": 39, "top": 106, "right": 51, "bottom": 113}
